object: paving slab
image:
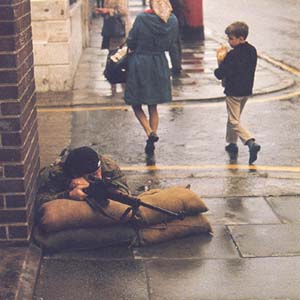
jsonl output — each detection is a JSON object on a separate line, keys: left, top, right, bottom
{"left": 145, "top": 257, "right": 300, "bottom": 300}
{"left": 267, "top": 195, "right": 300, "bottom": 223}
{"left": 34, "top": 259, "right": 148, "bottom": 300}
{"left": 229, "top": 224, "right": 300, "bottom": 257}
{"left": 133, "top": 225, "right": 239, "bottom": 259}
{"left": 204, "top": 197, "right": 281, "bottom": 225}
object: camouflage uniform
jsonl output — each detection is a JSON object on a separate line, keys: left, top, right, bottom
{"left": 36, "top": 154, "right": 129, "bottom": 209}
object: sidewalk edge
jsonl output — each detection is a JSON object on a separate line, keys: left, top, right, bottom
{"left": 15, "top": 244, "right": 42, "bottom": 300}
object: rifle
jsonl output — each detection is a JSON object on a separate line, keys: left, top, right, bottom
{"left": 82, "top": 179, "right": 185, "bottom": 221}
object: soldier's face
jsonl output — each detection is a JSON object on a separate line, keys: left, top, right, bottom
{"left": 93, "top": 167, "right": 102, "bottom": 179}
{"left": 84, "top": 167, "right": 102, "bottom": 181}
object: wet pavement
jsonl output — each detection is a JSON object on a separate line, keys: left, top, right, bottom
{"left": 66, "top": 23, "right": 293, "bottom": 106}
{"left": 33, "top": 190, "right": 300, "bottom": 300}
{"left": 3, "top": 1, "right": 300, "bottom": 299}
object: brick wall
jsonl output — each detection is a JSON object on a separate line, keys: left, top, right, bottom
{"left": 0, "top": 0, "right": 40, "bottom": 243}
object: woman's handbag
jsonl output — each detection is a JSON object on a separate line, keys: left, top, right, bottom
{"left": 104, "top": 45, "right": 131, "bottom": 84}
{"left": 102, "top": 15, "right": 126, "bottom": 38}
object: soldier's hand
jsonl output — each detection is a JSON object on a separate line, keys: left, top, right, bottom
{"left": 69, "top": 187, "right": 88, "bottom": 201}
{"left": 70, "top": 177, "right": 89, "bottom": 189}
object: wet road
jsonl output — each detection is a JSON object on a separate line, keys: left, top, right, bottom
{"left": 38, "top": 90, "right": 300, "bottom": 196}
{"left": 38, "top": 92, "right": 300, "bottom": 166}
{"left": 203, "top": 0, "right": 300, "bottom": 70}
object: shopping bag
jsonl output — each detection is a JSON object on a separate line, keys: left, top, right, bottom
{"left": 104, "top": 45, "right": 131, "bottom": 84}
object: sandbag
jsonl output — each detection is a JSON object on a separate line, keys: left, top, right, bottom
{"left": 39, "top": 199, "right": 133, "bottom": 233}
{"left": 38, "top": 186, "right": 208, "bottom": 232}
{"left": 33, "top": 224, "right": 136, "bottom": 253}
{"left": 136, "top": 186, "right": 208, "bottom": 225}
{"left": 136, "top": 214, "right": 212, "bottom": 246}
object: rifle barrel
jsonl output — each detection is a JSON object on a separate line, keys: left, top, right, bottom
{"left": 138, "top": 201, "right": 185, "bottom": 219}
{"left": 108, "top": 189, "right": 185, "bottom": 220}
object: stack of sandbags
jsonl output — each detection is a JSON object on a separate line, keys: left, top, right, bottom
{"left": 34, "top": 198, "right": 136, "bottom": 252}
{"left": 34, "top": 186, "right": 212, "bottom": 251}
{"left": 133, "top": 186, "right": 212, "bottom": 246}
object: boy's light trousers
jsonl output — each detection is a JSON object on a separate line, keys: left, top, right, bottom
{"left": 225, "top": 96, "right": 254, "bottom": 144}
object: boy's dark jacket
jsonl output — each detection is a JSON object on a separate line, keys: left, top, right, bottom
{"left": 214, "top": 42, "right": 257, "bottom": 97}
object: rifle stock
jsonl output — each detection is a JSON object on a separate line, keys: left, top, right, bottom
{"left": 83, "top": 180, "right": 185, "bottom": 220}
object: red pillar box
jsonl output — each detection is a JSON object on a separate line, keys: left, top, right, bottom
{"left": 182, "top": 0, "right": 204, "bottom": 41}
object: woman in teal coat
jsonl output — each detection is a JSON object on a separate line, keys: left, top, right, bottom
{"left": 124, "top": 0, "right": 179, "bottom": 154}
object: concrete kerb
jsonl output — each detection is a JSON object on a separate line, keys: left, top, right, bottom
{"left": 36, "top": 75, "right": 295, "bottom": 109}
{"left": 36, "top": 72, "right": 295, "bottom": 109}
{"left": 0, "top": 243, "right": 43, "bottom": 300}
{"left": 172, "top": 77, "right": 295, "bottom": 102}
{"left": 14, "top": 244, "right": 42, "bottom": 300}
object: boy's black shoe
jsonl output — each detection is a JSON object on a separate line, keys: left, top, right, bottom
{"left": 225, "top": 143, "right": 238, "bottom": 154}
{"left": 249, "top": 143, "right": 261, "bottom": 164}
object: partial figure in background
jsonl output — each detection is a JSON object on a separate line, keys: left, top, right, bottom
{"left": 124, "top": 0, "right": 179, "bottom": 156}
{"left": 169, "top": 0, "right": 184, "bottom": 76}
{"left": 214, "top": 21, "right": 261, "bottom": 164}
{"left": 95, "top": 0, "right": 130, "bottom": 96}
{"left": 95, "top": 0, "right": 104, "bottom": 8}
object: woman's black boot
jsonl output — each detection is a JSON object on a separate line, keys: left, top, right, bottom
{"left": 145, "top": 132, "right": 159, "bottom": 154}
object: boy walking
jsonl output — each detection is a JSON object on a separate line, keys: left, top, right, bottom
{"left": 214, "top": 21, "right": 261, "bottom": 164}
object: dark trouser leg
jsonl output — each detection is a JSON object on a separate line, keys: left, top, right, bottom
{"left": 169, "top": 35, "right": 182, "bottom": 75}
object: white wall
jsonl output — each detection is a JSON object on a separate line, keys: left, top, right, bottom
{"left": 31, "top": 0, "right": 90, "bottom": 92}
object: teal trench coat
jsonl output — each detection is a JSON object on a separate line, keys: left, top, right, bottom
{"left": 124, "top": 12, "right": 179, "bottom": 105}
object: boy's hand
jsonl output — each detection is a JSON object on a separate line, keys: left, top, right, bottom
{"left": 216, "top": 45, "right": 228, "bottom": 65}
